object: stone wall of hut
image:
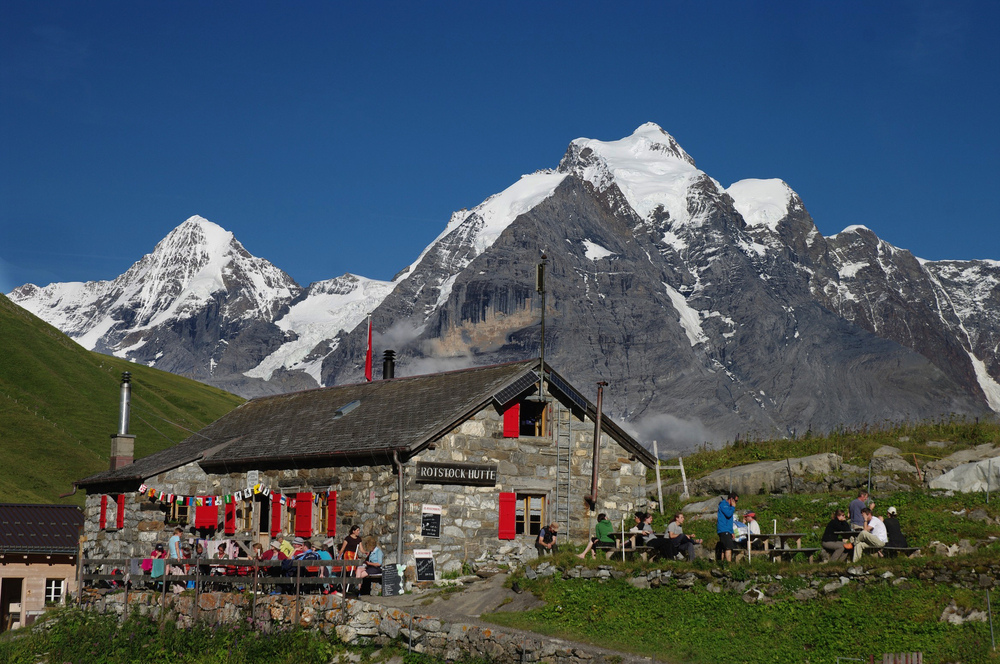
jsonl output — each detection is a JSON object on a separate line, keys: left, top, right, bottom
{"left": 81, "top": 393, "right": 648, "bottom": 577}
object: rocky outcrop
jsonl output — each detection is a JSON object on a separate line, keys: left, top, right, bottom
{"left": 929, "top": 454, "right": 1000, "bottom": 493}
{"left": 680, "top": 453, "right": 843, "bottom": 496}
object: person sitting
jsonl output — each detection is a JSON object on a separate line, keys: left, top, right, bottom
{"left": 535, "top": 522, "right": 559, "bottom": 555}
{"left": 355, "top": 536, "right": 384, "bottom": 595}
{"left": 261, "top": 539, "right": 287, "bottom": 578}
{"left": 882, "top": 506, "right": 909, "bottom": 556}
{"left": 821, "top": 509, "right": 854, "bottom": 562}
{"left": 660, "top": 512, "right": 701, "bottom": 562}
{"left": 852, "top": 507, "right": 887, "bottom": 562}
{"left": 212, "top": 543, "right": 229, "bottom": 576}
{"left": 743, "top": 512, "right": 764, "bottom": 551}
{"left": 627, "top": 512, "right": 653, "bottom": 549}
{"left": 577, "top": 513, "right": 615, "bottom": 559}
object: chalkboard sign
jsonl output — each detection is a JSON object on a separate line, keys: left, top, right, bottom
{"left": 421, "top": 505, "right": 441, "bottom": 538}
{"left": 414, "top": 550, "right": 435, "bottom": 581}
{"left": 381, "top": 564, "right": 404, "bottom": 596}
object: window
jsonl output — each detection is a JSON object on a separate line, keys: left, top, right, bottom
{"left": 514, "top": 494, "right": 545, "bottom": 536}
{"left": 168, "top": 501, "right": 189, "bottom": 525}
{"left": 237, "top": 502, "right": 253, "bottom": 532}
{"left": 317, "top": 498, "right": 328, "bottom": 536}
{"left": 45, "top": 579, "right": 65, "bottom": 605}
{"left": 503, "top": 401, "right": 548, "bottom": 438}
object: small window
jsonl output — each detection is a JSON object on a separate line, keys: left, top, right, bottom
{"left": 503, "top": 400, "right": 548, "bottom": 438}
{"left": 317, "top": 498, "right": 328, "bottom": 536}
{"left": 168, "top": 501, "right": 189, "bottom": 525}
{"left": 519, "top": 401, "right": 547, "bottom": 437}
{"left": 515, "top": 494, "right": 545, "bottom": 536}
{"left": 237, "top": 502, "right": 253, "bottom": 532}
{"left": 45, "top": 579, "right": 65, "bottom": 605}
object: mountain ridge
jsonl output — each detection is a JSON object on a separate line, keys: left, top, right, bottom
{"left": 9, "top": 124, "right": 999, "bottom": 449}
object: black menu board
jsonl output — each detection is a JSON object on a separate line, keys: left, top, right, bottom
{"left": 381, "top": 564, "right": 403, "bottom": 596}
{"left": 414, "top": 550, "right": 435, "bottom": 581}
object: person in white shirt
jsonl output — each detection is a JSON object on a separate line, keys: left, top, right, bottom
{"left": 852, "top": 507, "right": 887, "bottom": 562}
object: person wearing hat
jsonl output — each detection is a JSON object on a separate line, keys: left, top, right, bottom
{"left": 260, "top": 539, "right": 288, "bottom": 579}
{"left": 743, "top": 511, "right": 763, "bottom": 550}
{"left": 535, "top": 521, "right": 560, "bottom": 555}
{"left": 883, "top": 506, "right": 908, "bottom": 555}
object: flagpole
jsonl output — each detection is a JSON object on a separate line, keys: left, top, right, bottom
{"left": 365, "top": 315, "right": 373, "bottom": 382}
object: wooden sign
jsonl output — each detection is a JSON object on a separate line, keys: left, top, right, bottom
{"left": 414, "top": 548, "right": 435, "bottom": 581}
{"left": 421, "top": 504, "right": 441, "bottom": 538}
{"left": 415, "top": 462, "right": 497, "bottom": 486}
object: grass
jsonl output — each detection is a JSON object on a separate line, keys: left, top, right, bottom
{"left": 501, "top": 420, "right": 1000, "bottom": 663}
{"left": 0, "top": 294, "right": 244, "bottom": 505}
{"left": 486, "top": 575, "right": 999, "bottom": 663}
{"left": 659, "top": 416, "right": 1000, "bottom": 482}
{"left": 0, "top": 608, "right": 464, "bottom": 664}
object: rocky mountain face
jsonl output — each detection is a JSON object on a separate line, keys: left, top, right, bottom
{"left": 9, "top": 125, "right": 999, "bottom": 449}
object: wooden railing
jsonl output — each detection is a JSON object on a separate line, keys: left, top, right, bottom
{"left": 79, "top": 557, "right": 374, "bottom": 626}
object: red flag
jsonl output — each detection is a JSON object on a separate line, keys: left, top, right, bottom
{"left": 364, "top": 316, "right": 373, "bottom": 382}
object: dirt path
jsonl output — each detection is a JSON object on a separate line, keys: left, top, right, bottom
{"left": 363, "top": 573, "right": 660, "bottom": 663}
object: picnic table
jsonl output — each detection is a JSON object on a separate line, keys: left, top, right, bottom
{"left": 607, "top": 531, "right": 655, "bottom": 560}
{"left": 742, "top": 532, "right": 817, "bottom": 562}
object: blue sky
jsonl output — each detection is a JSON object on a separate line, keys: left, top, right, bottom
{"left": 2, "top": 1, "right": 998, "bottom": 293}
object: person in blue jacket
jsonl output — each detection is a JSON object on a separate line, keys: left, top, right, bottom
{"left": 716, "top": 492, "right": 739, "bottom": 562}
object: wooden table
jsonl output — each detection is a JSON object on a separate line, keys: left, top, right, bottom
{"left": 608, "top": 531, "right": 653, "bottom": 560}
{"left": 743, "top": 532, "right": 808, "bottom": 561}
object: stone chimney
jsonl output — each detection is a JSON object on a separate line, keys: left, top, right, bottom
{"left": 109, "top": 371, "right": 135, "bottom": 470}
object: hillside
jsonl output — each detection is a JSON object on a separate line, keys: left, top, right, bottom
{"left": 0, "top": 293, "right": 244, "bottom": 505}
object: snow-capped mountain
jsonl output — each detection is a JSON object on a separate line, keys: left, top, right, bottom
{"left": 9, "top": 125, "right": 999, "bottom": 448}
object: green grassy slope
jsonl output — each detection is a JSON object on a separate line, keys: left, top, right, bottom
{"left": 0, "top": 294, "right": 244, "bottom": 505}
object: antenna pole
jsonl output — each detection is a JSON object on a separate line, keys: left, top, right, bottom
{"left": 536, "top": 253, "right": 548, "bottom": 404}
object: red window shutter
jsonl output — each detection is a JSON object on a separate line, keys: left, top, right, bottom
{"left": 195, "top": 503, "right": 218, "bottom": 529}
{"left": 295, "top": 492, "right": 313, "bottom": 538}
{"left": 270, "top": 493, "right": 282, "bottom": 537}
{"left": 498, "top": 492, "right": 516, "bottom": 540}
{"left": 99, "top": 495, "right": 107, "bottom": 530}
{"left": 116, "top": 494, "right": 125, "bottom": 529}
{"left": 224, "top": 502, "right": 236, "bottom": 535}
{"left": 327, "top": 491, "right": 337, "bottom": 537}
{"left": 503, "top": 403, "right": 520, "bottom": 438}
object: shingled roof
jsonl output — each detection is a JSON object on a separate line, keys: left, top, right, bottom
{"left": 0, "top": 504, "right": 83, "bottom": 555}
{"left": 77, "top": 360, "right": 653, "bottom": 489}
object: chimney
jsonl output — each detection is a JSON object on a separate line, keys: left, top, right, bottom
{"left": 109, "top": 372, "right": 135, "bottom": 470}
{"left": 382, "top": 350, "right": 396, "bottom": 380}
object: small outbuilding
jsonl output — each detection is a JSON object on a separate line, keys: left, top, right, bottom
{"left": 76, "top": 360, "right": 654, "bottom": 576}
{"left": 0, "top": 503, "right": 83, "bottom": 631}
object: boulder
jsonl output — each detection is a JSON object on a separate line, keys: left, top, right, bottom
{"left": 928, "top": 455, "right": 1000, "bottom": 493}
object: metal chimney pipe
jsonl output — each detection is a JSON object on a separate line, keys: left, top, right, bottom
{"left": 118, "top": 372, "right": 132, "bottom": 435}
{"left": 585, "top": 381, "right": 608, "bottom": 509}
{"left": 382, "top": 350, "right": 396, "bottom": 380}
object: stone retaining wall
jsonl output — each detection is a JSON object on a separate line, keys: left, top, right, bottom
{"left": 89, "top": 590, "right": 624, "bottom": 664}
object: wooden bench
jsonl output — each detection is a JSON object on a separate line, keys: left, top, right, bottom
{"left": 767, "top": 547, "right": 822, "bottom": 563}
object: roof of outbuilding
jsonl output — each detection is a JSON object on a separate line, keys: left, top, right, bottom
{"left": 76, "top": 360, "right": 653, "bottom": 488}
{"left": 0, "top": 504, "right": 83, "bottom": 554}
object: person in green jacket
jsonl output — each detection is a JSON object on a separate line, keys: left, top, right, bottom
{"left": 577, "top": 513, "right": 615, "bottom": 559}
